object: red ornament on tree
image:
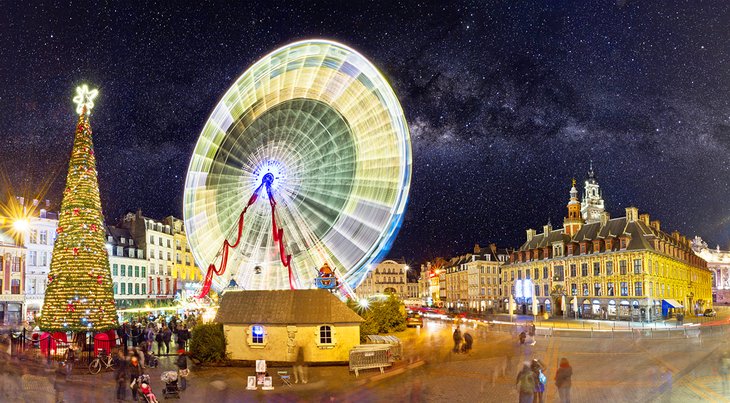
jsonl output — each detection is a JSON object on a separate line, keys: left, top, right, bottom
{"left": 96, "top": 275, "right": 103, "bottom": 285}
{"left": 56, "top": 227, "right": 64, "bottom": 234}
{"left": 66, "top": 303, "right": 75, "bottom": 312}
{"left": 73, "top": 208, "right": 80, "bottom": 216}
{"left": 73, "top": 247, "right": 79, "bottom": 255}
{"left": 90, "top": 224, "right": 97, "bottom": 232}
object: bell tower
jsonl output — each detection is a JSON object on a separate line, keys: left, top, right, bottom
{"left": 581, "top": 160, "right": 605, "bottom": 223}
{"left": 563, "top": 178, "right": 584, "bottom": 236}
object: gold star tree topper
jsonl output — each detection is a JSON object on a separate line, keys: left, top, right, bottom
{"left": 73, "top": 84, "right": 98, "bottom": 115}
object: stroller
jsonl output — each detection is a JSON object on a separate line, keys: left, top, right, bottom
{"left": 136, "top": 374, "right": 159, "bottom": 403}
{"left": 161, "top": 371, "right": 180, "bottom": 399}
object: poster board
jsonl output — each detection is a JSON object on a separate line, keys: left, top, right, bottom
{"left": 246, "top": 376, "right": 257, "bottom": 390}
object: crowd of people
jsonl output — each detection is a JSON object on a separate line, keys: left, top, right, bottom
{"left": 116, "top": 313, "right": 196, "bottom": 356}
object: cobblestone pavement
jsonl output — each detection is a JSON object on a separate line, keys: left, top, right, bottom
{"left": 4, "top": 318, "right": 730, "bottom": 402}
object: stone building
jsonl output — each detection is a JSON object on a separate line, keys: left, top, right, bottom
{"left": 23, "top": 203, "right": 58, "bottom": 321}
{"left": 163, "top": 216, "right": 202, "bottom": 295}
{"left": 106, "top": 226, "right": 148, "bottom": 307}
{"left": 0, "top": 227, "right": 25, "bottom": 325}
{"left": 354, "top": 259, "right": 408, "bottom": 300}
{"left": 692, "top": 237, "right": 730, "bottom": 305}
{"left": 443, "top": 244, "right": 508, "bottom": 312}
{"left": 503, "top": 171, "right": 712, "bottom": 321}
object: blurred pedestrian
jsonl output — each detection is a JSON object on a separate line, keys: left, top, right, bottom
{"left": 516, "top": 363, "right": 536, "bottom": 403}
{"left": 64, "top": 345, "right": 76, "bottom": 378}
{"left": 720, "top": 352, "right": 730, "bottom": 394}
{"left": 146, "top": 325, "right": 155, "bottom": 353}
{"left": 155, "top": 328, "right": 163, "bottom": 355}
{"left": 54, "top": 361, "right": 67, "bottom": 403}
{"left": 555, "top": 357, "right": 572, "bottom": 403}
{"left": 129, "top": 356, "right": 143, "bottom": 401}
{"left": 519, "top": 331, "right": 527, "bottom": 345}
{"left": 114, "top": 350, "right": 128, "bottom": 402}
{"left": 177, "top": 324, "right": 190, "bottom": 351}
{"left": 176, "top": 349, "right": 189, "bottom": 391}
{"left": 293, "top": 346, "right": 307, "bottom": 384}
{"left": 530, "top": 359, "right": 546, "bottom": 403}
{"left": 163, "top": 326, "right": 172, "bottom": 355}
{"left": 452, "top": 327, "right": 462, "bottom": 353}
{"left": 462, "top": 332, "right": 473, "bottom": 353}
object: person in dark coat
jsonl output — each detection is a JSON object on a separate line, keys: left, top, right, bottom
{"left": 177, "top": 324, "right": 190, "bottom": 350}
{"left": 462, "top": 332, "right": 473, "bottom": 353}
{"left": 516, "top": 363, "right": 536, "bottom": 403}
{"left": 54, "top": 361, "right": 67, "bottom": 403}
{"left": 555, "top": 357, "right": 573, "bottom": 403}
{"left": 162, "top": 326, "right": 172, "bottom": 355}
{"left": 452, "top": 327, "right": 462, "bottom": 353}
{"left": 114, "top": 351, "right": 128, "bottom": 402}
{"left": 176, "top": 349, "right": 189, "bottom": 391}
{"left": 129, "top": 356, "right": 144, "bottom": 401}
{"left": 531, "top": 358, "right": 547, "bottom": 403}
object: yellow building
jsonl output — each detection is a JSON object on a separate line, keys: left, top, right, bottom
{"left": 216, "top": 290, "right": 363, "bottom": 363}
{"left": 503, "top": 178, "right": 711, "bottom": 321}
{"left": 163, "top": 216, "right": 202, "bottom": 294}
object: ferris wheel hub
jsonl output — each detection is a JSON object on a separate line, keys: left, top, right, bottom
{"left": 262, "top": 172, "right": 274, "bottom": 187}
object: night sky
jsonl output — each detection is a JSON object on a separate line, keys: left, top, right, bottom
{"left": 1, "top": 1, "right": 728, "bottom": 264}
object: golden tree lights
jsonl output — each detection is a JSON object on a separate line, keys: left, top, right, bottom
{"left": 39, "top": 86, "right": 118, "bottom": 331}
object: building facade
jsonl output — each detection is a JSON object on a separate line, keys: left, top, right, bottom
{"left": 442, "top": 244, "right": 508, "bottom": 312}
{"left": 24, "top": 206, "right": 58, "bottom": 321}
{"left": 354, "top": 259, "right": 408, "bottom": 300}
{"left": 0, "top": 226, "right": 25, "bottom": 325}
{"left": 503, "top": 175, "right": 712, "bottom": 321}
{"left": 106, "top": 226, "right": 148, "bottom": 307}
{"left": 163, "top": 216, "right": 202, "bottom": 296}
{"left": 692, "top": 237, "right": 730, "bottom": 305}
{"left": 120, "top": 211, "right": 176, "bottom": 302}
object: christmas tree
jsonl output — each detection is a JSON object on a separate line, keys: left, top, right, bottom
{"left": 39, "top": 85, "right": 118, "bottom": 331}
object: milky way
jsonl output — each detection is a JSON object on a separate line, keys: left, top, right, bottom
{"left": 1, "top": 1, "right": 728, "bottom": 265}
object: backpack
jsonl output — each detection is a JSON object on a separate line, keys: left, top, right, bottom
{"left": 518, "top": 372, "right": 534, "bottom": 393}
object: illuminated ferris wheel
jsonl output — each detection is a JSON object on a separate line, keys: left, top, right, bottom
{"left": 183, "top": 40, "right": 411, "bottom": 296}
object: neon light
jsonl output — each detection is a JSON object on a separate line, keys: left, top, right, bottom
{"left": 73, "top": 84, "right": 98, "bottom": 115}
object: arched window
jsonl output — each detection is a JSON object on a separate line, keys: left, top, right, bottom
{"left": 252, "top": 325, "right": 265, "bottom": 344}
{"left": 319, "top": 325, "right": 333, "bottom": 344}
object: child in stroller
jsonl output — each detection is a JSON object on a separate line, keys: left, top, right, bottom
{"left": 136, "top": 374, "right": 159, "bottom": 403}
{"left": 161, "top": 371, "right": 180, "bottom": 399}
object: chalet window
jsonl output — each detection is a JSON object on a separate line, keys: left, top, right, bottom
{"left": 251, "top": 325, "right": 265, "bottom": 344}
{"left": 319, "top": 325, "right": 333, "bottom": 344}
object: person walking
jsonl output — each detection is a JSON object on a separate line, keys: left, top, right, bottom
{"left": 516, "top": 363, "right": 536, "bottom": 403}
{"left": 155, "top": 329, "right": 163, "bottom": 356}
{"left": 462, "top": 332, "right": 473, "bottom": 353}
{"left": 129, "top": 356, "right": 144, "bottom": 401}
{"left": 530, "top": 359, "right": 547, "bottom": 403}
{"left": 146, "top": 325, "right": 155, "bottom": 354}
{"left": 292, "top": 346, "right": 307, "bottom": 384}
{"left": 177, "top": 324, "right": 191, "bottom": 351}
{"left": 176, "top": 349, "right": 189, "bottom": 391}
{"left": 555, "top": 357, "right": 573, "bottom": 403}
{"left": 64, "top": 345, "right": 76, "bottom": 378}
{"left": 162, "top": 326, "right": 172, "bottom": 355}
{"left": 452, "top": 327, "right": 462, "bottom": 353}
{"left": 114, "top": 351, "right": 128, "bottom": 402}
{"left": 54, "top": 361, "right": 67, "bottom": 403}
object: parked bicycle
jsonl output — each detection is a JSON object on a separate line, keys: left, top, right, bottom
{"left": 89, "top": 349, "right": 115, "bottom": 374}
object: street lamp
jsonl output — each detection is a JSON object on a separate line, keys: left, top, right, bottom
{"left": 13, "top": 218, "right": 30, "bottom": 233}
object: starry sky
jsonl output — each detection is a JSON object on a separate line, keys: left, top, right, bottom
{"left": 1, "top": 1, "right": 728, "bottom": 265}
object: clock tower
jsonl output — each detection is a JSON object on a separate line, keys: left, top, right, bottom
{"left": 581, "top": 161, "right": 605, "bottom": 223}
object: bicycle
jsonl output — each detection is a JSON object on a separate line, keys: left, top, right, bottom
{"left": 89, "top": 349, "right": 114, "bottom": 374}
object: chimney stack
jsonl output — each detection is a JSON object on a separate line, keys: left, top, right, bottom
{"left": 672, "top": 230, "right": 680, "bottom": 241}
{"left": 650, "top": 220, "right": 661, "bottom": 231}
{"left": 639, "top": 213, "right": 650, "bottom": 226}
{"left": 543, "top": 222, "right": 553, "bottom": 235}
{"left": 474, "top": 244, "right": 481, "bottom": 254}
{"left": 526, "top": 229, "right": 536, "bottom": 242}
{"left": 489, "top": 243, "right": 497, "bottom": 253}
{"left": 600, "top": 211, "right": 611, "bottom": 226}
{"left": 625, "top": 207, "right": 639, "bottom": 222}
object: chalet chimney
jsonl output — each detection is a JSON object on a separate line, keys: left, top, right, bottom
{"left": 650, "top": 220, "right": 661, "bottom": 231}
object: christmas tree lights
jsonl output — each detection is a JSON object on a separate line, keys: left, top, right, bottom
{"left": 39, "top": 86, "right": 118, "bottom": 331}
